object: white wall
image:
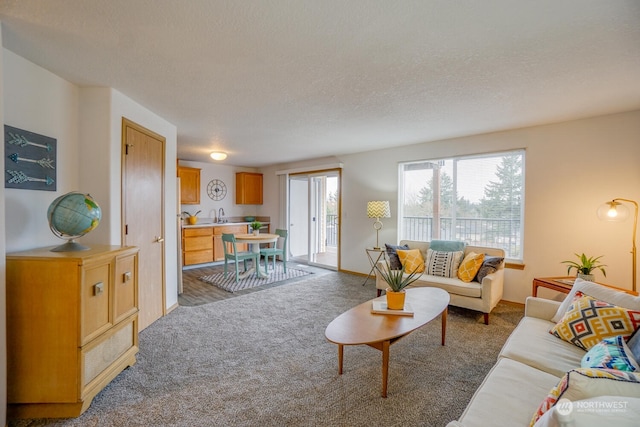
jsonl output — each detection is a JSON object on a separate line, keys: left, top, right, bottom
{"left": 3, "top": 49, "right": 80, "bottom": 251}
{"left": 261, "top": 111, "right": 640, "bottom": 303}
{"left": 0, "top": 26, "right": 8, "bottom": 427}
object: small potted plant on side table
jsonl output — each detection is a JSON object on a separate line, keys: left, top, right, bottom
{"left": 375, "top": 259, "right": 422, "bottom": 310}
{"left": 561, "top": 253, "right": 607, "bottom": 281}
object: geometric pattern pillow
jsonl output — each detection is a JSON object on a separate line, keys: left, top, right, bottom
{"left": 457, "top": 252, "right": 485, "bottom": 282}
{"left": 425, "top": 249, "right": 463, "bottom": 278}
{"left": 550, "top": 292, "right": 640, "bottom": 351}
{"left": 396, "top": 249, "right": 425, "bottom": 274}
{"left": 529, "top": 367, "right": 640, "bottom": 426}
{"left": 581, "top": 335, "right": 640, "bottom": 372}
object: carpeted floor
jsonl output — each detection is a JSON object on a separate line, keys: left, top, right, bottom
{"left": 10, "top": 272, "right": 524, "bottom": 427}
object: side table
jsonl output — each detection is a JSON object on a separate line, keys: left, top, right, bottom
{"left": 532, "top": 277, "right": 576, "bottom": 297}
{"left": 363, "top": 247, "right": 385, "bottom": 286}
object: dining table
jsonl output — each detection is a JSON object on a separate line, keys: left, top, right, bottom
{"left": 234, "top": 233, "right": 279, "bottom": 278}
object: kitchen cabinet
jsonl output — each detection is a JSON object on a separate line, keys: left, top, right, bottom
{"left": 236, "top": 172, "right": 263, "bottom": 205}
{"left": 178, "top": 166, "right": 201, "bottom": 204}
{"left": 183, "top": 227, "right": 214, "bottom": 265}
{"left": 213, "top": 224, "right": 249, "bottom": 261}
{"left": 6, "top": 245, "right": 139, "bottom": 418}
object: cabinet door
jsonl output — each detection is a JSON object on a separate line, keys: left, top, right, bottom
{"left": 178, "top": 166, "right": 201, "bottom": 204}
{"left": 236, "top": 172, "right": 263, "bottom": 204}
{"left": 81, "top": 263, "right": 112, "bottom": 345}
{"left": 114, "top": 254, "right": 138, "bottom": 323}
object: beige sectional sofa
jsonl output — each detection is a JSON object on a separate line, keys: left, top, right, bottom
{"left": 447, "top": 280, "right": 640, "bottom": 427}
{"left": 375, "top": 240, "right": 505, "bottom": 324}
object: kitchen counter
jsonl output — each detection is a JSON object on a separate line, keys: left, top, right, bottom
{"left": 182, "top": 221, "right": 270, "bottom": 229}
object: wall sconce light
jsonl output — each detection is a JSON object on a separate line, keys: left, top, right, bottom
{"left": 367, "top": 201, "right": 391, "bottom": 250}
{"left": 597, "top": 198, "right": 638, "bottom": 292}
{"left": 210, "top": 152, "right": 227, "bottom": 161}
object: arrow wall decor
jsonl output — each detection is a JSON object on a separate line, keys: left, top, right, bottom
{"left": 4, "top": 125, "right": 57, "bottom": 191}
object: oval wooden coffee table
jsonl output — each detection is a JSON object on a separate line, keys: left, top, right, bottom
{"left": 325, "top": 287, "right": 450, "bottom": 398}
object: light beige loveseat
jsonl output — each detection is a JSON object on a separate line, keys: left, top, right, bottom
{"left": 375, "top": 240, "right": 505, "bottom": 324}
{"left": 447, "top": 280, "right": 640, "bottom": 426}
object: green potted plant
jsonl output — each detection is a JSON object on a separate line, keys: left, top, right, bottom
{"left": 375, "top": 259, "right": 423, "bottom": 309}
{"left": 250, "top": 221, "right": 263, "bottom": 235}
{"left": 561, "top": 253, "right": 607, "bottom": 281}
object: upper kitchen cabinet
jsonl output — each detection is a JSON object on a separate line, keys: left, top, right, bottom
{"left": 178, "top": 166, "right": 201, "bottom": 204}
{"left": 236, "top": 172, "right": 263, "bottom": 205}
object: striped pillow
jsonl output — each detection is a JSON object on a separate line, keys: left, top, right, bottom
{"left": 425, "top": 249, "right": 464, "bottom": 278}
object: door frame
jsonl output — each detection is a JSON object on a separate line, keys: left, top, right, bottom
{"left": 120, "top": 117, "right": 167, "bottom": 322}
{"left": 288, "top": 168, "right": 341, "bottom": 270}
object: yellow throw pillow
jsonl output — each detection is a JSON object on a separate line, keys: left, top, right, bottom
{"left": 457, "top": 252, "right": 485, "bottom": 282}
{"left": 396, "top": 249, "right": 425, "bottom": 274}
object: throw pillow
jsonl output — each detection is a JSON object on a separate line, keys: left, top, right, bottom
{"left": 549, "top": 292, "right": 640, "bottom": 351}
{"left": 384, "top": 243, "right": 409, "bottom": 270}
{"left": 474, "top": 255, "right": 504, "bottom": 283}
{"left": 457, "top": 252, "right": 485, "bottom": 283}
{"left": 425, "top": 249, "right": 463, "bottom": 278}
{"left": 551, "top": 278, "right": 640, "bottom": 323}
{"left": 581, "top": 335, "right": 640, "bottom": 372}
{"left": 530, "top": 368, "right": 640, "bottom": 426}
{"left": 429, "top": 240, "right": 466, "bottom": 252}
{"left": 396, "top": 249, "right": 425, "bottom": 274}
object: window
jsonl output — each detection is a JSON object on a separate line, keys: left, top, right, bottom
{"left": 399, "top": 150, "right": 524, "bottom": 260}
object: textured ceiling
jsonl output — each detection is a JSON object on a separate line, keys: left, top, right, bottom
{"left": 1, "top": 1, "right": 639, "bottom": 167}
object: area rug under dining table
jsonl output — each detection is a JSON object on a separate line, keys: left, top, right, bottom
{"left": 200, "top": 262, "right": 312, "bottom": 292}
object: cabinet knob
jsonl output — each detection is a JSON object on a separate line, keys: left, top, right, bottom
{"left": 93, "top": 282, "right": 104, "bottom": 296}
{"left": 122, "top": 271, "right": 132, "bottom": 283}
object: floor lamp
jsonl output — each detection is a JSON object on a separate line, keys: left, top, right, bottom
{"left": 367, "top": 201, "right": 391, "bottom": 250}
{"left": 597, "top": 198, "right": 638, "bottom": 292}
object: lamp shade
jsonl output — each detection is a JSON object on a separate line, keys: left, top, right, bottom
{"left": 367, "top": 201, "right": 391, "bottom": 218}
{"left": 597, "top": 200, "right": 630, "bottom": 222}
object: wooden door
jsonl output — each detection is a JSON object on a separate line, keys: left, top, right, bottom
{"left": 122, "top": 118, "right": 165, "bottom": 331}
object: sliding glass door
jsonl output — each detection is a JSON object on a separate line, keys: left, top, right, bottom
{"left": 288, "top": 170, "right": 340, "bottom": 269}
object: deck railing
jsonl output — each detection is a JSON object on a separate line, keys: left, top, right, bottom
{"left": 326, "top": 214, "right": 338, "bottom": 247}
{"left": 402, "top": 216, "right": 521, "bottom": 258}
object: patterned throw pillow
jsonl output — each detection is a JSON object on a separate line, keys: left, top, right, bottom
{"left": 550, "top": 292, "right": 640, "bottom": 350}
{"left": 396, "top": 249, "right": 425, "bottom": 274}
{"left": 457, "top": 252, "right": 485, "bottom": 282}
{"left": 474, "top": 255, "right": 504, "bottom": 283}
{"left": 529, "top": 368, "right": 640, "bottom": 426}
{"left": 425, "top": 249, "right": 463, "bottom": 278}
{"left": 384, "top": 243, "right": 409, "bottom": 270}
{"left": 581, "top": 335, "right": 640, "bottom": 372}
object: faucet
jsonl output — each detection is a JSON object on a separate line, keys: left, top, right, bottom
{"left": 218, "top": 208, "right": 225, "bottom": 223}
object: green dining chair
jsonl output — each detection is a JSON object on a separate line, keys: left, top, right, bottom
{"left": 221, "top": 233, "right": 261, "bottom": 282}
{"left": 260, "top": 229, "right": 288, "bottom": 273}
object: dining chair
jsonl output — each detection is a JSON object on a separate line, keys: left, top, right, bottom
{"left": 260, "top": 229, "right": 288, "bottom": 273}
{"left": 221, "top": 233, "right": 261, "bottom": 282}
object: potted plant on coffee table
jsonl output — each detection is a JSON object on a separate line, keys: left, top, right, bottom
{"left": 561, "top": 253, "right": 607, "bottom": 281}
{"left": 375, "top": 259, "right": 422, "bottom": 310}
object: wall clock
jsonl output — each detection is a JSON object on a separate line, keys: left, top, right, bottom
{"left": 207, "top": 179, "right": 227, "bottom": 201}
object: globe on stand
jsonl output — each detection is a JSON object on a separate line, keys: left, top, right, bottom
{"left": 47, "top": 191, "right": 102, "bottom": 252}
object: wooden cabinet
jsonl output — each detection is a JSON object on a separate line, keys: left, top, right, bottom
{"left": 236, "top": 172, "right": 263, "bottom": 205}
{"left": 6, "top": 245, "right": 139, "bottom": 419}
{"left": 183, "top": 227, "right": 214, "bottom": 265}
{"left": 178, "top": 166, "right": 201, "bottom": 204}
{"left": 213, "top": 224, "right": 249, "bottom": 261}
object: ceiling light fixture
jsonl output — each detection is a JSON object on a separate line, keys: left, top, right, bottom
{"left": 210, "top": 152, "right": 227, "bottom": 161}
